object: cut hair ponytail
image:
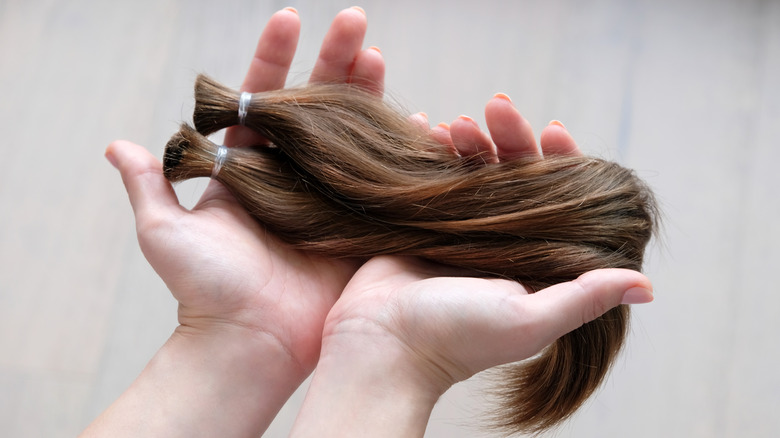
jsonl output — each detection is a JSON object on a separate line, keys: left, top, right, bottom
{"left": 163, "top": 75, "right": 658, "bottom": 435}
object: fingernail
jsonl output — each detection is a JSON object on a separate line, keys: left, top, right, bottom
{"left": 369, "top": 45, "right": 382, "bottom": 54}
{"left": 458, "top": 115, "right": 476, "bottom": 124}
{"left": 436, "top": 122, "right": 450, "bottom": 130}
{"left": 351, "top": 6, "right": 366, "bottom": 15}
{"left": 283, "top": 6, "right": 298, "bottom": 14}
{"left": 409, "top": 112, "right": 428, "bottom": 127}
{"left": 549, "top": 120, "right": 566, "bottom": 129}
{"left": 494, "top": 92, "right": 512, "bottom": 102}
{"left": 105, "top": 149, "right": 119, "bottom": 169}
{"left": 621, "top": 287, "right": 654, "bottom": 305}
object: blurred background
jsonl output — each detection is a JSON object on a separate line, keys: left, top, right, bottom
{"left": 1, "top": 0, "right": 778, "bottom": 436}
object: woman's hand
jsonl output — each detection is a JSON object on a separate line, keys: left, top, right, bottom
{"left": 290, "top": 102, "right": 653, "bottom": 437}
{"left": 129, "top": 5, "right": 383, "bottom": 376}
{"left": 84, "top": 7, "right": 386, "bottom": 437}
{"left": 291, "top": 257, "right": 651, "bottom": 438}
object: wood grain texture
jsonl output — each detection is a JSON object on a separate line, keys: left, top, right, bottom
{"left": 0, "top": 0, "right": 777, "bottom": 436}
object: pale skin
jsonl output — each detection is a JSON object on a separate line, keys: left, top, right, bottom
{"left": 83, "top": 6, "right": 653, "bottom": 438}
{"left": 290, "top": 262, "right": 652, "bottom": 437}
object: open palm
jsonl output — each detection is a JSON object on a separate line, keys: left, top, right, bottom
{"left": 107, "top": 7, "right": 380, "bottom": 372}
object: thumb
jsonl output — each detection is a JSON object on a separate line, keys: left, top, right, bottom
{"left": 105, "top": 140, "right": 182, "bottom": 224}
{"left": 525, "top": 268, "right": 653, "bottom": 348}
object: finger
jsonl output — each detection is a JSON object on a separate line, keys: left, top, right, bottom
{"left": 349, "top": 46, "right": 385, "bottom": 96}
{"left": 522, "top": 268, "right": 653, "bottom": 349}
{"left": 450, "top": 115, "right": 498, "bottom": 163}
{"left": 225, "top": 8, "right": 301, "bottom": 148}
{"left": 408, "top": 112, "right": 429, "bottom": 132}
{"left": 105, "top": 140, "right": 182, "bottom": 223}
{"left": 430, "top": 123, "right": 458, "bottom": 156}
{"left": 309, "top": 7, "right": 367, "bottom": 84}
{"left": 539, "top": 120, "right": 582, "bottom": 156}
{"left": 484, "top": 93, "right": 539, "bottom": 160}
{"left": 241, "top": 7, "right": 300, "bottom": 93}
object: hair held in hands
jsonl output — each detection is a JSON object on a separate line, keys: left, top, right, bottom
{"left": 163, "top": 75, "right": 658, "bottom": 435}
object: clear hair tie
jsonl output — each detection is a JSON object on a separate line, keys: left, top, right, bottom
{"left": 238, "top": 91, "right": 252, "bottom": 126}
{"left": 211, "top": 145, "right": 228, "bottom": 179}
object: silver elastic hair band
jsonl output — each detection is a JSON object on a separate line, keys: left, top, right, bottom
{"left": 238, "top": 92, "right": 252, "bottom": 126}
{"left": 211, "top": 145, "right": 227, "bottom": 179}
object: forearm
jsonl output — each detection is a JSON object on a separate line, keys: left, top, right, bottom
{"left": 81, "top": 324, "right": 308, "bottom": 438}
{"left": 289, "top": 331, "right": 445, "bottom": 438}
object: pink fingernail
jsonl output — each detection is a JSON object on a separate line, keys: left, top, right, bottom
{"left": 369, "top": 45, "right": 382, "bottom": 54}
{"left": 351, "top": 6, "right": 366, "bottom": 15}
{"left": 549, "top": 120, "right": 566, "bottom": 129}
{"left": 458, "top": 115, "right": 475, "bottom": 123}
{"left": 283, "top": 7, "right": 298, "bottom": 14}
{"left": 105, "top": 149, "right": 119, "bottom": 169}
{"left": 494, "top": 92, "right": 512, "bottom": 102}
{"left": 437, "top": 122, "right": 450, "bottom": 130}
{"left": 621, "top": 287, "right": 654, "bottom": 305}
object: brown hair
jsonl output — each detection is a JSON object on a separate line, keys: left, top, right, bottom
{"left": 164, "top": 75, "right": 658, "bottom": 435}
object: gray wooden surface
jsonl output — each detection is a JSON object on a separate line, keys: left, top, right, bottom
{"left": 1, "top": 0, "right": 778, "bottom": 436}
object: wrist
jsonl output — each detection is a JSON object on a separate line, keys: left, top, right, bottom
{"left": 82, "top": 323, "right": 309, "bottom": 438}
{"left": 290, "top": 325, "right": 449, "bottom": 437}
{"left": 170, "top": 320, "right": 311, "bottom": 392}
